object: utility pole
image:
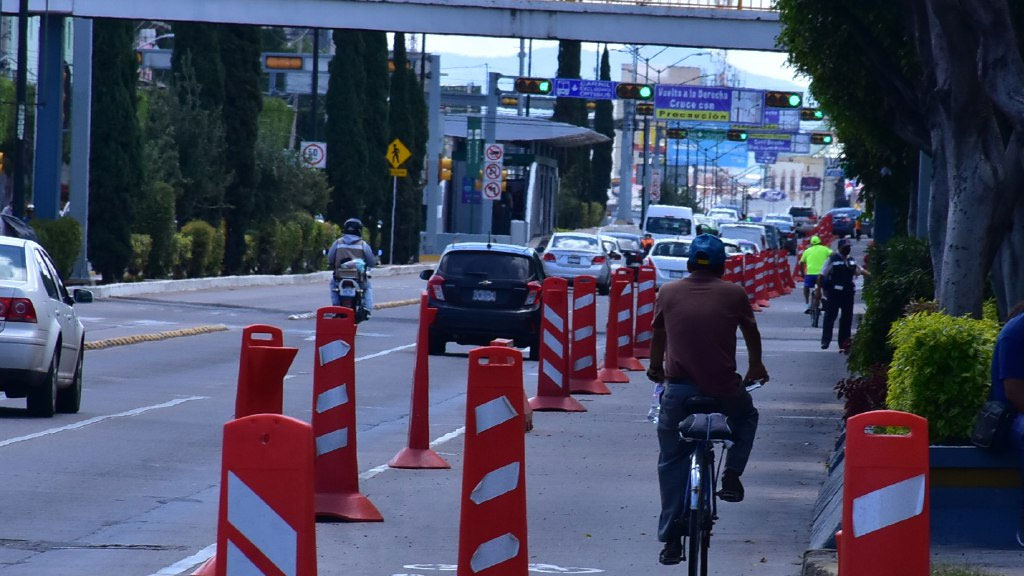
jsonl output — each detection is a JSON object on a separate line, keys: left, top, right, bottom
{"left": 309, "top": 28, "right": 320, "bottom": 141}
{"left": 616, "top": 47, "right": 638, "bottom": 224}
{"left": 640, "top": 112, "right": 650, "bottom": 223}
{"left": 12, "top": 0, "right": 29, "bottom": 218}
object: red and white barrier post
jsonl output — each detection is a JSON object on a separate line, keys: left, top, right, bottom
{"left": 742, "top": 254, "right": 762, "bottom": 313}
{"left": 568, "top": 276, "right": 610, "bottom": 395}
{"left": 837, "top": 410, "right": 929, "bottom": 576}
{"left": 612, "top": 269, "right": 644, "bottom": 371}
{"left": 598, "top": 279, "right": 630, "bottom": 383}
{"left": 633, "top": 266, "right": 656, "bottom": 359}
{"left": 754, "top": 254, "right": 771, "bottom": 308}
{"left": 311, "top": 306, "right": 382, "bottom": 521}
{"left": 490, "top": 338, "right": 534, "bottom": 432}
{"left": 234, "top": 325, "right": 298, "bottom": 419}
{"left": 528, "top": 277, "right": 586, "bottom": 412}
{"left": 458, "top": 347, "right": 529, "bottom": 576}
{"left": 210, "top": 414, "right": 318, "bottom": 576}
{"left": 390, "top": 293, "right": 450, "bottom": 469}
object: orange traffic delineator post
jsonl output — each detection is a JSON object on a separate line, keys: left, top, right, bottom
{"left": 490, "top": 338, "right": 533, "bottom": 432}
{"left": 837, "top": 410, "right": 929, "bottom": 576}
{"left": 765, "top": 251, "right": 781, "bottom": 299}
{"left": 528, "top": 277, "right": 586, "bottom": 412}
{"left": 234, "top": 325, "right": 299, "bottom": 419}
{"left": 754, "top": 254, "right": 772, "bottom": 308}
{"left": 458, "top": 347, "right": 529, "bottom": 576}
{"left": 390, "top": 293, "right": 450, "bottom": 469}
{"left": 632, "top": 266, "right": 656, "bottom": 359}
{"left": 311, "top": 306, "right": 382, "bottom": 521}
{"left": 723, "top": 255, "right": 744, "bottom": 285}
{"left": 598, "top": 275, "right": 630, "bottom": 383}
{"left": 776, "top": 250, "right": 793, "bottom": 294}
{"left": 568, "top": 276, "right": 610, "bottom": 395}
{"left": 612, "top": 269, "right": 644, "bottom": 371}
{"left": 208, "top": 414, "right": 318, "bottom": 576}
{"left": 742, "top": 255, "right": 762, "bottom": 313}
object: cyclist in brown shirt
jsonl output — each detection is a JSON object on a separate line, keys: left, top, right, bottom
{"left": 647, "top": 233, "right": 769, "bottom": 565}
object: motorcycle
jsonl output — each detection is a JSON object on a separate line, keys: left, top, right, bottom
{"left": 333, "top": 259, "right": 371, "bottom": 323}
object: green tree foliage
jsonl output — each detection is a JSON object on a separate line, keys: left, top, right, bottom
{"left": 253, "top": 142, "right": 330, "bottom": 221}
{"left": 219, "top": 25, "right": 263, "bottom": 274}
{"left": 387, "top": 33, "right": 427, "bottom": 263}
{"left": 589, "top": 47, "right": 614, "bottom": 206}
{"left": 361, "top": 31, "right": 391, "bottom": 244}
{"left": 258, "top": 97, "right": 295, "bottom": 151}
{"left": 33, "top": 218, "right": 82, "bottom": 279}
{"left": 136, "top": 89, "right": 181, "bottom": 278}
{"left": 552, "top": 40, "right": 593, "bottom": 229}
{"left": 325, "top": 30, "right": 369, "bottom": 224}
{"left": 171, "top": 23, "right": 225, "bottom": 111}
{"left": 89, "top": 19, "right": 143, "bottom": 283}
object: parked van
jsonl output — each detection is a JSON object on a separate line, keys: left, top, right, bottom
{"left": 643, "top": 205, "right": 694, "bottom": 240}
{"left": 719, "top": 223, "right": 767, "bottom": 252}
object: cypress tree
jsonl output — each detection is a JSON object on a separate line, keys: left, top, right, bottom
{"left": 386, "top": 33, "right": 425, "bottom": 264}
{"left": 361, "top": 31, "right": 391, "bottom": 246}
{"left": 590, "top": 47, "right": 614, "bottom": 206}
{"left": 324, "top": 30, "right": 368, "bottom": 225}
{"left": 89, "top": 19, "right": 143, "bottom": 283}
{"left": 218, "top": 25, "right": 263, "bottom": 273}
{"left": 170, "top": 23, "right": 225, "bottom": 110}
{"left": 552, "top": 40, "right": 592, "bottom": 228}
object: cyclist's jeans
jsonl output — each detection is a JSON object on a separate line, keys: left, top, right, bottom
{"left": 821, "top": 288, "right": 854, "bottom": 347}
{"left": 1013, "top": 414, "right": 1024, "bottom": 529}
{"left": 656, "top": 380, "right": 759, "bottom": 543}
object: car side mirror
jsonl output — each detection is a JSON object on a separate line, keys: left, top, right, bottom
{"left": 419, "top": 269, "right": 434, "bottom": 281}
{"left": 73, "top": 288, "right": 93, "bottom": 303}
{"left": 611, "top": 251, "right": 622, "bottom": 260}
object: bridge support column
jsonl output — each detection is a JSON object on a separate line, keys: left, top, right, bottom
{"left": 33, "top": 14, "right": 65, "bottom": 221}
{"left": 70, "top": 17, "right": 92, "bottom": 282}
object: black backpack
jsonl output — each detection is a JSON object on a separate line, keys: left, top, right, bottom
{"left": 824, "top": 253, "right": 855, "bottom": 292}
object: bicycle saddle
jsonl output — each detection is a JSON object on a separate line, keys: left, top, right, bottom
{"left": 679, "top": 413, "right": 733, "bottom": 441}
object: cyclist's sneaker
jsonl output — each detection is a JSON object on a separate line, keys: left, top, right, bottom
{"left": 719, "top": 469, "right": 744, "bottom": 503}
{"left": 804, "top": 307, "right": 812, "bottom": 314}
{"left": 1017, "top": 521, "right": 1024, "bottom": 548}
{"left": 658, "top": 539, "right": 683, "bottom": 565}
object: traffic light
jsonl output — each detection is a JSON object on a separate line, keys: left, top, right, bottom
{"left": 666, "top": 128, "right": 688, "bottom": 139}
{"left": 586, "top": 101, "right": 597, "bottom": 111}
{"left": 616, "top": 83, "right": 654, "bottom": 100}
{"left": 514, "top": 77, "right": 552, "bottom": 95}
{"left": 635, "top": 103, "right": 654, "bottom": 116}
{"left": 500, "top": 96, "right": 519, "bottom": 107}
{"left": 811, "top": 132, "right": 834, "bottom": 145}
{"left": 800, "top": 107, "right": 824, "bottom": 121}
{"left": 764, "top": 91, "right": 802, "bottom": 108}
{"left": 439, "top": 157, "right": 453, "bottom": 182}
{"left": 726, "top": 129, "right": 748, "bottom": 142}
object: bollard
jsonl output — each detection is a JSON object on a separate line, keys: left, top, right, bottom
{"left": 528, "top": 277, "right": 586, "bottom": 412}
{"left": 568, "top": 276, "right": 610, "bottom": 395}
{"left": 633, "top": 266, "right": 656, "bottom": 359}
{"left": 612, "top": 269, "right": 644, "bottom": 371}
{"left": 234, "top": 325, "right": 298, "bottom": 419}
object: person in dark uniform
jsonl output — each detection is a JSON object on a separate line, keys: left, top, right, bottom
{"left": 816, "top": 238, "right": 868, "bottom": 350}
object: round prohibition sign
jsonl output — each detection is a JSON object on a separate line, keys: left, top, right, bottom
{"left": 485, "top": 144, "right": 504, "bottom": 161}
{"left": 484, "top": 163, "right": 502, "bottom": 180}
{"left": 301, "top": 142, "right": 325, "bottom": 166}
{"left": 482, "top": 181, "right": 502, "bottom": 200}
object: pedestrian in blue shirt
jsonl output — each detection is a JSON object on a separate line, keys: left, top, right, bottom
{"left": 992, "top": 302, "right": 1024, "bottom": 547}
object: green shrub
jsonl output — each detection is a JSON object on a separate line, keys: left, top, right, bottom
{"left": 134, "top": 180, "right": 176, "bottom": 278}
{"left": 848, "top": 237, "right": 934, "bottom": 374}
{"left": 207, "top": 222, "right": 225, "bottom": 277}
{"left": 886, "top": 312, "right": 1000, "bottom": 444}
{"left": 33, "top": 217, "right": 83, "bottom": 280}
{"left": 127, "top": 234, "right": 153, "bottom": 281}
{"left": 983, "top": 298, "right": 998, "bottom": 323}
{"left": 289, "top": 212, "right": 317, "bottom": 272}
{"left": 170, "top": 233, "right": 193, "bottom": 279}
{"left": 181, "top": 220, "right": 217, "bottom": 278}
{"left": 273, "top": 219, "right": 303, "bottom": 274}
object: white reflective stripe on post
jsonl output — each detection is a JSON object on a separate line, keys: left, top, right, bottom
{"left": 637, "top": 303, "right": 654, "bottom": 316}
{"left": 226, "top": 541, "right": 263, "bottom": 576}
{"left": 475, "top": 397, "right": 517, "bottom": 433}
{"left": 617, "top": 309, "right": 630, "bottom": 323}
{"left": 621, "top": 283, "right": 632, "bottom": 295}
{"left": 617, "top": 335, "right": 630, "bottom": 347}
{"left": 574, "top": 293, "right": 595, "bottom": 310}
{"left": 574, "top": 326, "right": 594, "bottom": 342}
{"left": 852, "top": 474, "right": 926, "bottom": 538}
{"left": 542, "top": 330, "right": 564, "bottom": 359}
{"left": 543, "top": 304, "right": 564, "bottom": 332}
{"left": 315, "top": 384, "right": 349, "bottom": 414}
{"left": 470, "top": 462, "right": 521, "bottom": 505}
{"left": 316, "top": 428, "right": 349, "bottom": 456}
{"left": 573, "top": 355, "right": 594, "bottom": 371}
{"left": 638, "top": 280, "right": 655, "bottom": 292}
{"left": 541, "top": 359, "right": 563, "bottom": 387}
{"left": 227, "top": 472, "right": 298, "bottom": 576}
{"left": 636, "top": 331, "right": 652, "bottom": 343}
{"left": 470, "top": 533, "right": 520, "bottom": 573}
{"left": 319, "top": 339, "right": 351, "bottom": 365}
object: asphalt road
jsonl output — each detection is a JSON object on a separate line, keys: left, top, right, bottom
{"left": 0, "top": 261, "right": 854, "bottom": 576}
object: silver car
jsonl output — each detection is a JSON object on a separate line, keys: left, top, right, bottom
{"left": 541, "top": 233, "right": 613, "bottom": 294}
{"left": 0, "top": 236, "right": 91, "bottom": 416}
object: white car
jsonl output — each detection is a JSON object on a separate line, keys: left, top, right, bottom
{"left": 645, "top": 237, "right": 743, "bottom": 288}
{"left": 0, "top": 236, "right": 91, "bottom": 416}
{"left": 708, "top": 208, "right": 740, "bottom": 225}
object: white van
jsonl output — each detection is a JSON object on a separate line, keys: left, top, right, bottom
{"left": 719, "top": 223, "right": 767, "bottom": 252}
{"left": 643, "top": 205, "right": 695, "bottom": 240}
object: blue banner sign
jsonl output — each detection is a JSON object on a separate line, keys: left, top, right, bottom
{"left": 553, "top": 78, "right": 617, "bottom": 100}
{"left": 655, "top": 86, "right": 764, "bottom": 125}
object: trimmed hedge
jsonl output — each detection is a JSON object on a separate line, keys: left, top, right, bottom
{"left": 33, "top": 217, "right": 83, "bottom": 280}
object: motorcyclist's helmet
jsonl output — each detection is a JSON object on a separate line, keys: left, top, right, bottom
{"left": 344, "top": 218, "right": 363, "bottom": 236}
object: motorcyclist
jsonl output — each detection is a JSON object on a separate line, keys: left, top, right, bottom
{"left": 327, "top": 218, "right": 377, "bottom": 315}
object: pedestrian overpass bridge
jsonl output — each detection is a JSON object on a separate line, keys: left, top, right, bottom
{"left": 2, "top": 0, "right": 782, "bottom": 51}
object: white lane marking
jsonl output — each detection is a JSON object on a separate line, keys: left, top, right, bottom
{"left": 778, "top": 415, "right": 838, "bottom": 421}
{"left": 357, "top": 343, "right": 416, "bottom": 361}
{"left": 148, "top": 543, "right": 217, "bottom": 575}
{"left": 0, "top": 396, "right": 207, "bottom": 449}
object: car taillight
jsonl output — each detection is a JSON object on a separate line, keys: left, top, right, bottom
{"left": 427, "top": 275, "right": 446, "bottom": 301}
{"left": 592, "top": 255, "right": 606, "bottom": 264}
{"left": 524, "top": 281, "right": 542, "bottom": 307}
{"left": 543, "top": 252, "right": 556, "bottom": 262}
{"left": 0, "top": 297, "right": 37, "bottom": 323}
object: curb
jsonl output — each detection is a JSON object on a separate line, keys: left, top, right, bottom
{"left": 287, "top": 297, "right": 421, "bottom": 320}
{"left": 801, "top": 549, "right": 838, "bottom": 576}
{"left": 85, "top": 324, "right": 229, "bottom": 351}
{"left": 86, "top": 265, "right": 432, "bottom": 300}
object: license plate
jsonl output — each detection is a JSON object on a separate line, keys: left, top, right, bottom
{"left": 339, "top": 287, "right": 357, "bottom": 297}
{"left": 568, "top": 255, "right": 581, "bottom": 265}
{"left": 670, "top": 271, "right": 686, "bottom": 278}
{"left": 472, "top": 289, "right": 496, "bottom": 302}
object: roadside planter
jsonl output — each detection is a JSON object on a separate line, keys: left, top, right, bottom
{"left": 930, "top": 445, "right": 1021, "bottom": 548}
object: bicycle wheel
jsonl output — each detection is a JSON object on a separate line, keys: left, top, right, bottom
{"left": 811, "top": 305, "right": 820, "bottom": 328}
{"left": 687, "top": 451, "right": 708, "bottom": 576}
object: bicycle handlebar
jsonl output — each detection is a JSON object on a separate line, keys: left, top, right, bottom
{"left": 743, "top": 379, "right": 768, "bottom": 393}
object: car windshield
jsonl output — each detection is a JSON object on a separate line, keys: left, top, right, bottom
{"left": 646, "top": 217, "right": 692, "bottom": 236}
{"left": 652, "top": 241, "right": 691, "bottom": 258}
{"left": 0, "top": 244, "right": 27, "bottom": 282}
{"left": 551, "top": 235, "right": 599, "bottom": 251}
{"left": 615, "top": 238, "right": 641, "bottom": 252}
{"left": 709, "top": 209, "right": 737, "bottom": 219}
{"left": 790, "top": 207, "right": 815, "bottom": 217}
{"left": 765, "top": 215, "right": 792, "bottom": 223}
{"left": 439, "top": 251, "right": 535, "bottom": 281}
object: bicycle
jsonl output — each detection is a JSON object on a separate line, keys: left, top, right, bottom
{"left": 676, "top": 380, "right": 765, "bottom": 576}
{"left": 810, "top": 292, "right": 823, "bottom": 328}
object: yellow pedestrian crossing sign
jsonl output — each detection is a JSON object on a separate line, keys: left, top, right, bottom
{"left": 387, "top": 138, "right": 411, "bottom": 169}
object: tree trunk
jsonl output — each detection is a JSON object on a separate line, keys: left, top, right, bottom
{"left": 991, "top": 187, "right": 1024, "bottom": 319}
{"left": 927, "top": 129, "right": 948, "bottom": 288}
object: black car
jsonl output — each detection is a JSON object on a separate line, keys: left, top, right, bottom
{"left": 602, "top": 232, "right": 645, "bottom": 278}
{"left": 421, "top": 242, "right": 545, "bottom": 360}
{"left": 828, "top": 208, "right": 858, "bottom": 238}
